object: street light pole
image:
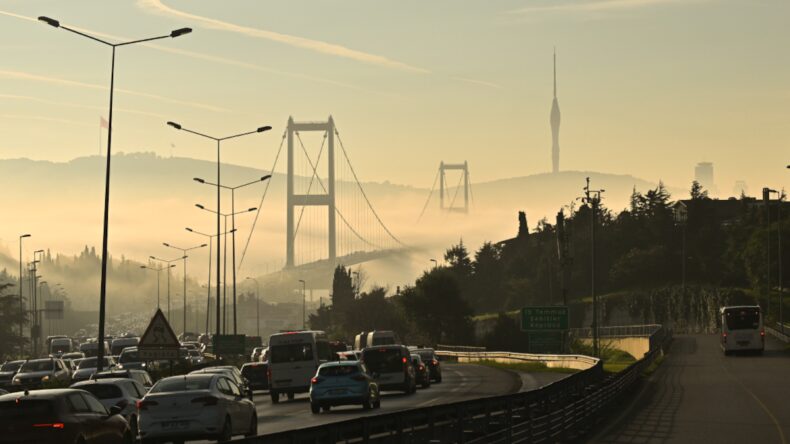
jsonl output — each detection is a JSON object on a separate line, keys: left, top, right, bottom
{"left": 168, "top": 122, "right": 271, "bottom": 354}
{"left": 163, "top": 242, "right": 207, "bottom": 336}
{"left": 150, "top": 256, "right": 186, "bottom": 323}
{"left": 246, "top": 277, "right": 261, "bottom": 337}
{"left": 141, "top": 264, "right": 175, "bottom": 309}
{"left": 39, "top": 16, "right": 192, "bottom": 373}
{"left": 582, "top": 177, "right": 605, "bottom": 358}
{"left": 299, "top": 280, "right": 306, "bottom": 330}
{"left": 18, "top": 234, "right": 30, "bottom": 344}
{"left": 186, "top": 227, "right": 236, "bottom": 335}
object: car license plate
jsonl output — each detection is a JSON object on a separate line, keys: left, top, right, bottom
{"left": 162, "top": 421, "right": 188, "bottom": 429}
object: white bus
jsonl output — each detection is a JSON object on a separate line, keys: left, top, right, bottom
{"left": 268, "top": 331, "right": 332, "bottom": 403}
{"left": 720, "top": 305, "right": 764, "bottom": 355}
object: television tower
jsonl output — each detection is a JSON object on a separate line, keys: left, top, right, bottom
{"left": 550, "top": 48, "right": 561, "bottom": 173}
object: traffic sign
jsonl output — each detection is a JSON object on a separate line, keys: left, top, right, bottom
{"left": 213, "top": 335, "right": 246, "bottom": 355}
{"left": 138, "top": 309, "right": 180, "bottom": 360}
{"left": 521, "top": 306, "right": 569, "bottom": 331}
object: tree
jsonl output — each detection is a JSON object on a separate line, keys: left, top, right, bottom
{"left": 0, "top": 283, "right": 27, "bottom": 360}
{"left": 444, "top": 240, "right": 473, "bottom": 278}
{"left": 399, "top": 269, "right": 474, "bottom": 344}
{"left": 331, "top": 265, "right": 354, "bottom": 311}
{"left": 690, "top": 180, "right": 709, "bottom": 200}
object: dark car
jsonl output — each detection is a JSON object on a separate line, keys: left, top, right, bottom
{"left": 0, "top": 360, "right": 24, "bottom": 389}
{"left": 11, "top": 358, "right": 71, "bottom": 390}
{"left": 241, "top": 362, "right": 269, "bottom": 391}
{"left": 0, "top": 388, "right": 132, "bottom": 443}
{"left": 72, "top": 357, "right": 117, "bottom": 383}
{"left": 361, "top": 345, "right": 416, "bottom": 394}
{"left": 413, "top": 348, "right": 442, "bottom": 383}
{"left": 410, "top": 355, "right": 431, "bottom": 389}
{"left": 91, "top": 368, "right": 154, "bottom": 391}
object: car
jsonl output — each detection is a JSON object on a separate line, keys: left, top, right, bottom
{"left": 0, "top": 388, "right": 132, "bottom": 444}
{"left": 268, "top": 330, "right": 334, "bottom": 403}
{"left": 250, "top": 346, "right": 265, "bottom": 362}
{"left": 309, "top": 361, "right": 380, "bottom": 413}
{"left": 411, "top": 355, "right": 431, "bottom": 389}
{"left": 187, "top": 349, "right": 205, "bottom": 365}
{"left": 338, "top": 350, "right": 362, "bottom": 361}
{"left": 0, "top": 360, "right": 24, "bottom": 389}
{"left": 413, "top": 348, "right": 442, "bottom": 383}
{"left": 71, "top": 357, "right": 116, "bottom": 383}
{"left": 138, "top": 373, "right": 257, "bottom": 443}
{"left": 110, "top": 337, "right": 139, "bottom": 356}
{"left": 240, "top": 362, "right": 269, "bottom": 391}
{"left": 0, "top": 389, "right": 6, "bottom": 396}
{"left": 189, "top": 366, "right": 252, "bottom": 399}
{"left": 49, "top": 338, "right": 74, "bottom": 357}
{"left": 11, "top": 358, "right": 72, "bottom": 390}
{"left": 71, "top": 378, "right": 146, "bottom": 436}
{"left": 79, "top": 341, "right": 110, "bottom": 358}
{"left": 116, "top": 346, "right": 153, "bottom": 371}
{"left": 361, "top": 345, "right": 416, "bottom": 394}
{"left": 91, "top": 369, "right": 154, "bottom": 391}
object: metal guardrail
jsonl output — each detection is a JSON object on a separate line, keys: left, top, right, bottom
{"left": 238, "top": 326, "right": 671, "bottom": 444}
{"left": 569, "top": 324, "right": 662, "bottom": 338}
{"left": 766, "top": 324, "right": 790, "bottom": 343}
{"left": 436, "top": 344, "right": 487, "bottom": 352}
{"left": 436, "top": 350, "right": 599, "bottom": 371}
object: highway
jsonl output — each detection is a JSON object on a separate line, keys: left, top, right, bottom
{"left": 593, "top": 334, "right": 790, "bottom": 444}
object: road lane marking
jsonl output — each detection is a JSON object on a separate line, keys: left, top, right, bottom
{"left": 721, "top": 362, "right": 787, "bottom": 444}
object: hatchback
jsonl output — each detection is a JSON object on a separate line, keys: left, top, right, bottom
{"left": 309, "top": 361, "right": 380, "bottom": 413}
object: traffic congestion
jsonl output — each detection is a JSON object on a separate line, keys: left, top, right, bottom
{"left": 0, "top": 329, "right": 445, "bottom": 443}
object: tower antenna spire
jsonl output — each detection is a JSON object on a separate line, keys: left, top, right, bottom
{"left": 553, "top": 47, "right": 557, "bottom": 98}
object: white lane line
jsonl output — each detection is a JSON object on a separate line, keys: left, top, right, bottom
{"left": 721, "top": 362, "right": 787, "bottom": 444}
{"left": 416, "top": 368, "right": 467, "bottom": 407}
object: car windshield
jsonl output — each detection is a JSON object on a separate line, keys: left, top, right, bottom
{"left": 78, "top": 384, "right": 123, "bottom": 400}
{"left": 150, "top": 375, "right": 213, "bottom": 393}
{"left": 0, "top": 399, "right": 54, "bottom": 420}
{"left": 78, "top": 358, "right": 112, "bottom": 369}
{"left": 0, "top": 362, "right": 22, "bottom": 372}
{"left": 725, "top": 308, "right": 760, "bottom": 330}
{"left": 241, "top": 365, "right": 267, "bottom": 379}
{"left": 270, "top": 343, "right": 313, "bottom": 363}
{"left": 119, "top": 350, "right": 139, "bottom": 363}
{"left": 319, "top": 365, "right": 360, "bottom": 377}
{"left": 363, "top": 349, "right": 404, "bottom": 373}
{"left": 19, "top": 360, "right": 55, "bottom": 372}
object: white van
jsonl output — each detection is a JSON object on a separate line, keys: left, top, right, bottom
{"left": 111, "top": 337, "right": 139, "bottom": 356}
{"left": 268, "top": 331, "right": 332, "bottom": 403}
{"left": 366, "top": 330, "right": 400, "bottom": 347}
{"left": 720, "top": 305, "right": 764, "bottom": 355}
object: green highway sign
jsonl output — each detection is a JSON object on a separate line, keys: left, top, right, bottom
{"left": 521, "top": 306, "right": 569, "bottom": 331}
{"left": 213, "top": 334, "right": 246, "bottom": 355}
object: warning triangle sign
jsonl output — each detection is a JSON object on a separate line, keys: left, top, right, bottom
{"left": 139, "top": 308, "right": 180, "bottom": 348}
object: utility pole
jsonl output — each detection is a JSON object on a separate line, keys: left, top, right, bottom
{"left": 582, "top": 177, "right": 605, "bottom": 357}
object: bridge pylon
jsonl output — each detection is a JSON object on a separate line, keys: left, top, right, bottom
{"left": 439, "top": 161, "right": 470, "bottom": 213}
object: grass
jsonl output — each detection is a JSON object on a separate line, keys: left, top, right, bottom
{"left": 475, "top": 359, "right": 580, "bottom": 374}
{"left": 570, "top": 340, "right": 637, "bottom": 374}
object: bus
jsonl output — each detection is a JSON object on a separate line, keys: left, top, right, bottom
{"left": 720, "top": 305, "right": 764, "bottom": 355}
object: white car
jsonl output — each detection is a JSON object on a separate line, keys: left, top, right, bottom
{"left": 138, "top": 373, "right": 257, "bottom": 443}
{"left": 71, "top": 377, "right": 146, "bottom": 435}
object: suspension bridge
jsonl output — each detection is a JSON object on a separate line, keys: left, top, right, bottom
{"left": 238, "top": 116, "right": 408, "bottom": 278}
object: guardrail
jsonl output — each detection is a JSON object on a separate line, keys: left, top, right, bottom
{"left": 436, "top": 350, "right": 599, "bottom": 371}
{"left": 238, "top": 326, "right": 671, "bottom": 444}
{"left": 570, "top": 324, "right": 662, "bottom": 338}
{"left": 766, "top": 323, "right": 790, "bottom": 343}
{"left": 436, "top": 344, "right": 487, "bottom": 352}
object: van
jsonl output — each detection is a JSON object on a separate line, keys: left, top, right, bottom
{"left": 361, "top": 344, "right": 416, "bottom": 394}
{"left": 366, "top": 330, "right": 400, "bottom": 347}
{"left": 354, "top": 332, "right": 369, "bottom": 350}
{"left": 49, "top": 338, "right": 73, "bottom": 356}
{"left": 268, "top": 331, "right": 332, "bottom": 403}
{"left": 110, "top": 337, "right": 139, "bottom": 356}
{"left": 79, "top": 341, "right": 110, "bottom": 358}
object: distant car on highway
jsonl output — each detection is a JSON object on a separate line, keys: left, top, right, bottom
{"left": 366, "top": 330, "right": 400, "bottom": 347}
{"left": 250, "top": 346, "right": 265, "bottom": 362}
{"left": 411, "top": 355, "right": 431, "bottom": 389}
{"left": 116, "top": 346, "right": 149, "bottom": 371}
{"left": 138, "top": 373, "right": 257, "bottom": 443}
{"left": 187, "top": 349, "right": 205, "bottom": 365}
{"left": 0, "top": 388, "right": 132, "bottom": 444}
{"left": 110, "top": 337, "right": 139, "bottom": 356}
{"left": 413, "top": 348, "right": 443, "bottom": 383}
{"left": 338, "top": 350, "right": 362, "bottom": 361}
{"left": 71, "top": 378, "right": 146, "bottom": 435}
{"left": 49, "top": 337, "right": 74, "bottom": 357}
{"left": 71, "top": 357, "right": 116, "bottom": 383}
{"left": 79, "top": 340, "right": 110, "bottom": 358}
{"left": 268, "top": 330, "right": 333, "bottom": 403}
{"left": 60, "top": 352, "right": 86, "bottom": 372}
{"left": 12, "top": 358, "right": 72, "bottom": 390}
{"left": 0, "top": 360, "right": 24, "bottom": 389}
{"left": 361, "top": 345, "right": 416, "bottom": 395}
{"left": 240, "top": 362, "right": 269, "bottom": 391}
{"left": 309, "top": 361, "right": 380, "bottom": 413}
{"left": 91, "top": 368, "right": 154, "bottom": 391}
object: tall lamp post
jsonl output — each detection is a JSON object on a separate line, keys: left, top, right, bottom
{"left": 166, "top": 121, "right": 271, "bottom": 354}
{"left": 299, "top": 280, "right": 306, "bottom": 330}
{"left": 195, "top": 175, "right": 271, "bottom": 337}
{"left": 246, "top": 277, "right": 261, "bottom": 337}
{"left": 18, "top": 234, "right": 30, "bottom": 342}
{"left": 163, "top": 242, "right": 207, "bottom": 336}
{"left": 141, "top": 264, "right": 175, "bottom": 309}
{"left": 195, "top": 204, "right": 257, "bottom": 334}
{"left": 186, "top": 227, "right": 236, "bottom": 335}
{"left": 39, "top": 16, "right": 192, "bottom": 373}
{"left": 32, "top": 250, "right": 44, "bottom": 355}
{"left": 672, "top": 203, "right": 688, "bottom": 331}
{"left": 582, "top": 177, "right": 605, "bottom": 357}
{"left": 150, "top": 255, "right": 186, "bottom": 323}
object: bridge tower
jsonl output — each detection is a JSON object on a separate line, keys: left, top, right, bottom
{"left": 286, "top": 116, "right": 336, "bottom": 268}
{"left": 439, "top": 161, "right": 470, "bottom": 213}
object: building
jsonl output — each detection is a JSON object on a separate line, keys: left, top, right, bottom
{"left": 550, "top": 49, "right": 561, "bottom": 174}
{"left": 694, "top": 162, "right": 715, "bottom": 194}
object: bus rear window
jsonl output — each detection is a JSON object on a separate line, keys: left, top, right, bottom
{"left": 725, "top": 309, "right": 760, "bottom": 330}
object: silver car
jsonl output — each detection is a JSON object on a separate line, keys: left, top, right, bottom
{"left": 71, "top": 377, "right": 146, "bottom": 435}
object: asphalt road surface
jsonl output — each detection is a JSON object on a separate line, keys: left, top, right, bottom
{"left": 592, "top": 334, "right": 790, "bottom": 444}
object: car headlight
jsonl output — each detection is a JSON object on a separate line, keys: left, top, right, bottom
{"left": 11, "top": 378, "right": 21, "bottom": 385}
{"left": 41, "top": 375, "right": 50, "bottom": 382}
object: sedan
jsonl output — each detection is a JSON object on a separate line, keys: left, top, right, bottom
{"left": 12, "top": 358, "right": 71, "bottom": 390}
{"left": 71, "top": 378, "right": 146, "bottom": 435}
{"left": 0, "top": 388, "right": 132, "bottom": 444}
{"left": 411, "top": 355, "right": 431, "bottom": 389}
{"left": 138, "top": 373, "right": 257, "bottom": 443}
{"left": 0, "top": 360, "right": 24, "bottom": 389}
{"left": 72, "top": 357, "right": 117, "bottom": 383}
{"left": 309, "top": 361, "right": 381, "bottom": 413}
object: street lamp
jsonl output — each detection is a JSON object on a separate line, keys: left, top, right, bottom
{"left": 195, "top": 203, "right": 257, "bottom": 334}
{"left": 195, "top": 175, "right": 271, "bottom": 338}
{"left": 163, "top": 242, "right": 207, "bottom": 336}
{"left": 673, "top": 202, "right": 688, "bottom": 330}
{"left": 18, "top": 234, "right": 30, "bottom": 342}
{"left": 167, "top": 121, "right": 271, "bottom": 354}
{"left": 246, "top": 277, "right": 261, "bottom": 337}
{"left": 764, "top": 188, "right": 780, "bottom": 324}
{"left": 39, "top": 16, "right": 192, "bottom": 373}
{"left": 299, "top": 280, "right": 306, "bottom": 330}
{"left": 581, "top": 177, "right": 605, "bottom": 357}
{"left": 150, "top": 255, "right": 187, "bottom": 323}
{"left": 141, "top": 264, "right": 176, "bottom": 309}
{"left": 185, "top": 227, "right": 236, "bottom": 335}
{"left": 32, "top": 250, "right": 45, "bottom": 355}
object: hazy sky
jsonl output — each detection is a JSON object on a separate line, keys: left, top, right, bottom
{"left": 1, "top": 0, "right": 788, "bottom": 192}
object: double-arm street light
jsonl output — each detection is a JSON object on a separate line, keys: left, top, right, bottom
{"left": 141, "top": 264, "right": 176, "bottom": 309}
{"left": 38, "top": 16, "right": 192, "bottom": 372}
{"left": 150, "top": 255, "right": 187, "bottom": 323}
{"left": 245, "top": 277, "right": 261, "bottom": 337}
{"left": 167, "top": 122, "right": 271, "bottom": 353}
{"left": 195, "top": 204, "right": 257, "bottom": 334}
{"left": 195, "top": 175, "right": 271, "bottom": 336}
{"left": 18, "top": 234, "right": 30, "bottom": 341}
{"left": 163, "top": 242, "right": 207, "bottom": 336}
{"left": 185, "top": 227, "right": 236, "bottom": 335}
